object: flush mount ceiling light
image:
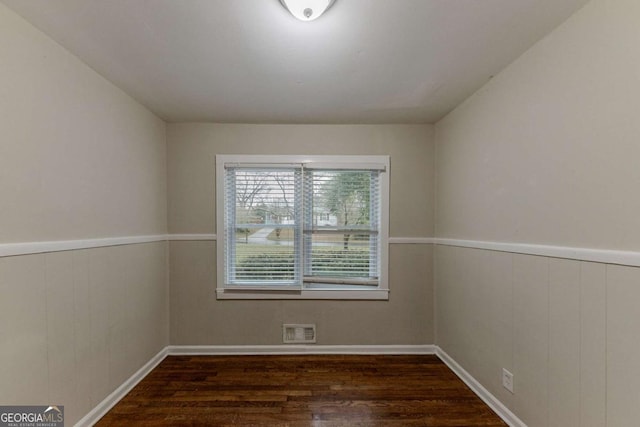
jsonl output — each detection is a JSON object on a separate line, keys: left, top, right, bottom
{"left": 279, "top": 0, "right": 336, "bottom": 21}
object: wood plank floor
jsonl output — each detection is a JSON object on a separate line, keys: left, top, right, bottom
{"left": 96, "top": 355, "right": 507, "bottom": 426}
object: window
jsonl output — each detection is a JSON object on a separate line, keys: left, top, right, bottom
{"left": 216, "top": 155, "right": 389, "bottom": 300}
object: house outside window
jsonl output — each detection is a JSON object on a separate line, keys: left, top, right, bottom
{"left": 216, "top": 155, "right": 389, "bottom": 300}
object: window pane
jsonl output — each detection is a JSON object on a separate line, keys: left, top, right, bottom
{"left": 303, "top": 169, "right": 380, "bottom": 286}
{"left": 233, "top": 170, "right": 297, "bottom": 227}
{"left": 225, "top": 167, "right": 301, "bottom": 286}
{"left": 233, "top": 227, "right": 296, "bottom": 282}
{"left": 309, "top": 171, "right": 373, "bottom": 229}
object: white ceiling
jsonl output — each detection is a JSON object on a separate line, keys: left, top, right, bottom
{"left": 2, "top": 0, "right": 589, "bottom": 123}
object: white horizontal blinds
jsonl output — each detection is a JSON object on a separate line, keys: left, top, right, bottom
{"left": 224, "top": 166, "right": 302, "bottom": 287}
{"left": 303, "top": 169, "right": 380, "bottom": 287}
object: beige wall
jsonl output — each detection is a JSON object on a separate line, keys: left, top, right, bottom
{"left": 0, "top": 5, "right": 169, "bottom": 425}
{"left": 434, "top": 0, "right": 640, "bottom": 425}
{"left": 167, "top": 123, "right": 434, "bottom": 345}
{"left": 0, "top": 4, "right": 167, "bottom": 243}
{"left": 435, "top": 0, "right": 640, "bottom": 250}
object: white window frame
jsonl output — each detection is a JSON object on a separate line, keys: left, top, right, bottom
{"left": 216, "top": 154, "right": 389, "bottom": 300}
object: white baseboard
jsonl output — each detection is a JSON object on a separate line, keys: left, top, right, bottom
{"left": 167, "top": 344, "right": 437, "bottom": 355}
{"left": 74, "top": 347, "right": 168, "bottom": 427}
{"left": 435, "top": 347, "right": 526, "bottom": 427}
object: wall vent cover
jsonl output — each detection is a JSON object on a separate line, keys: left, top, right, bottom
{"left": 283, "top": 324, "right": 316, "bottom": 344}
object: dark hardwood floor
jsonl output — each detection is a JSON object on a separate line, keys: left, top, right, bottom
{"left": 96, "top": 355, "right": 507, "bottom": 426}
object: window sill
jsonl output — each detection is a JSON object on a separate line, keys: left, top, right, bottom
{"left": 216, "top": 288, "right": 389, "bottom": 300}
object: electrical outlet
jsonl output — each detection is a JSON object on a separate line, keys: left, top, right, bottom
{"left": 502, "top": 368, "right": 514, "bottom": 393}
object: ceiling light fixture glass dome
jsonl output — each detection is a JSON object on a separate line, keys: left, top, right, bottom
{"left": 279, "top": 0, "right": 336, "bottom": 22}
